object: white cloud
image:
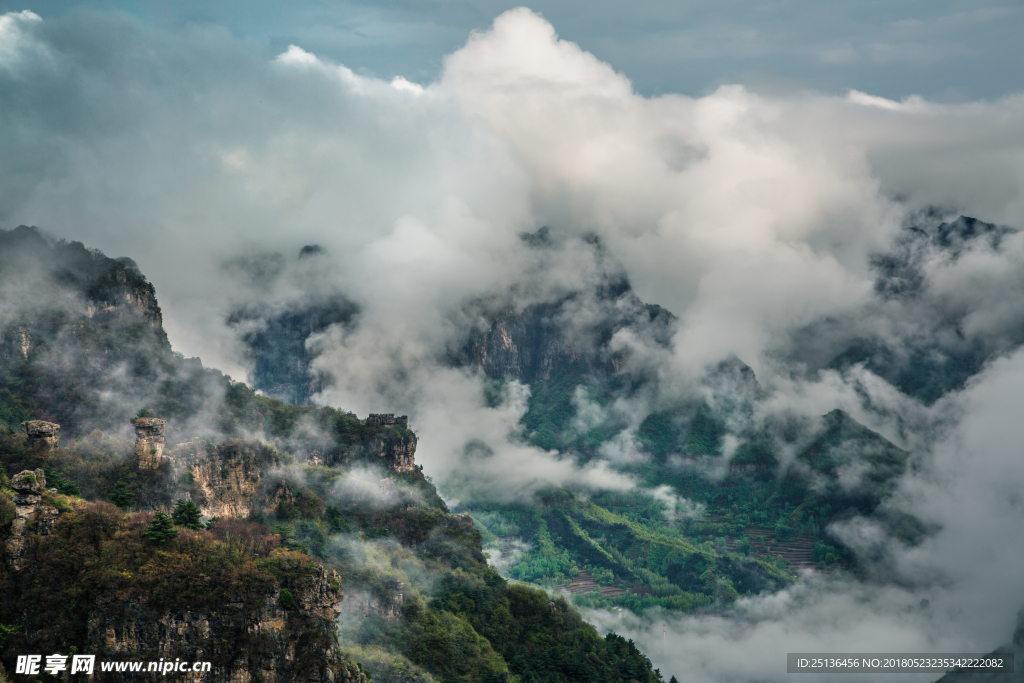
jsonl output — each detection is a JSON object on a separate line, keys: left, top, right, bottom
{"left": 0, "top": 10, "right": 46, "bottom": 74}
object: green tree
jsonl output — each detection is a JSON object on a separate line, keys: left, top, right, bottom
{"left": 143, "top": 511, "right": 178, "bottom": 544}
{"left": 172, "top": 499, "right": 203, "bottom": 530}
{"left": 136, "top": 407, "right": 156, "bottom": 418}
{"left": 279, "top": 588, "right": 297, "bottom": 610}
{"left": 109, "top": 481, "right": 134, "bottom": 510}
{"left": 272, "top": 524, "right": 307, "bottom": 553}
{"left": 43, "top": 465, "right": 80, "bottom": 496}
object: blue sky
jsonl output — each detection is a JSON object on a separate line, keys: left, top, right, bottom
{"left": 6, "top": 0, "right": 1024, "bottom": 100}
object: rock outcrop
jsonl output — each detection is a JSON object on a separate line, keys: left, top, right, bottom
{"left": 19, "top": 420, "right": 60, "bottom": 450}
{"left": 370, "top": 432, "right": 417, "bottom": 473}
{"left": 6, "top": 469, "right": 60, "bottom": 570}
{"left": 84, "top": 566, "right": 361, "bottom": 683}
{"left": 344, "top": 584, "right": 405, "bottom": 620}
{"left": 132, "top": 417, "right": 168, "bottom": 469}
{"left": 367, "top": 413, "right": 409, "bottom": 429}
{"left": 460, "top": 279, "right": 676, "bottom": 384}
{"left": 11, "top": 468, "right": 46, "bottom": 495}
{"left": 178, "top": 439, "right": 280, "bottom": 519}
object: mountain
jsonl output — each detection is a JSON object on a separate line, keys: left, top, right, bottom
{"left": 802, "top": 215, "right": 1022, "bottom": 404}
{"left": 0, "top": 227, "right": 665, "bottom": 683}
{"left": 226, "top": 228, "right": 926, "bottom": 615}
{"left": 0, "top": 225, "right": 230, "bottom": 436}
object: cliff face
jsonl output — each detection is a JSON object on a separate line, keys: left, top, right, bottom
{"left": 133, "top": 417, "right": 168, "bottom": 468}
{"left": 460, "top": 284, "right": 675, "bottom": 385}
{"left": 86, "top": 265, "right": 164, "bottom": 328}
{"left": 86, "top": 565, "right": 361, "bottom": 683}
{"left": 464, "top": 305, "right": 583, "bottom": 382}
{"left": 178, "top": 439, "right": 281, "bottom": 519}
{"left": 0, "top": 226, "right": 165, "bottom": 342}
{"left": 368, "top": 432, "right": 417, "bottom": 473}
{"left": 1, "top": 502, "right": 365, "bottom": 683}
{"left": 0, "top": 226, "right": 214, "bottom": 436}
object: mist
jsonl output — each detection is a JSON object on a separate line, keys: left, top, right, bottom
{"left": 3, "top": 6, "right": 1024, "bottom": 679}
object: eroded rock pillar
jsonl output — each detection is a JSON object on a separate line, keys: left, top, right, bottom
{"left": 20, "top": 420, "right": 60, "bottom": 450}
{"left": 131, "top": 417, "right": 167, "bottom": 469}
{"left": 6, "top": 469, "right": 59, "bottom": 570}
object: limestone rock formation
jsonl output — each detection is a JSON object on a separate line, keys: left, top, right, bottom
{"left": 6, "top": 469, "right": 60, "bottom": 570}
{"left": 19, "top": 420, "right": 60, "bottom": 450}
{"left": 11, "top": 468, "right": 46, "bottom": 495}
{"left": 345, "top": 583, "right": 405, "bottom": 620}
{"left": 131, "top": 417, "right": 167, "bottom": 469}
{"left": 177, "top": 439, "right": 280, "bottom": 519}
{"left": 371, "top": 432, "right": 417, "bottom": 473}
{"left": 367, "top": 413, "right": 409, "bottom": 428}
{"left": 363, "top": 415, "right": 417, "bottom": 472}
{"left": 83, "top": 564, "right": 360, "bottom": 683}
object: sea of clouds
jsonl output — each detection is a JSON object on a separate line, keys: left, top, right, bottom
{"left": 3, "top": 6, "right": 1024, "bottom": 680}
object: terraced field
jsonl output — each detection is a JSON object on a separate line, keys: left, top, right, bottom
{"left": 555, "top": 570, "right": 626, "bottom": 597}
{"left": 731, "top": 529, "right": 817, "bottom": 569}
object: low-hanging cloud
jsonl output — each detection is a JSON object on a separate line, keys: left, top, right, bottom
{"left": 584, "top": 347, "right": 1024, "bottom": 682}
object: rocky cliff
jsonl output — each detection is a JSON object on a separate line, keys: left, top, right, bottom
{"left": 85, "top": 563, "right": 361, "bottom": 683}
{"left": 0, "top": 501, "right": 365, "bottom": 683}
{"left": 178, "top": 439, "right": 282, "bottom": 519}
{"left": 4, "top": 468, "right": 61, "bottom": 571}
{"left": 133, "top": 417, "right": 168, "bottom": 469}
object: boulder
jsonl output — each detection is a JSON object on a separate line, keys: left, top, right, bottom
{"left": 19, "top": 420, "right": 60, "bottom": 449}
{"left": 11, "top": 468, "right": 46, "bottom": 494}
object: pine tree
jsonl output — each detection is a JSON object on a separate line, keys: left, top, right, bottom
{"left": 110, "top": 481, "right": 134, "bottom": 510}
{"left": 143, "top": 511, "right": 178, "bottom": 544}
{"left": 172, "top": 499, "right": 203, "bottom": 530}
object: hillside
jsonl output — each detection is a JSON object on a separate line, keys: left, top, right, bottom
{"left": 0, "top": 227, "right": 665, "bottom": 683}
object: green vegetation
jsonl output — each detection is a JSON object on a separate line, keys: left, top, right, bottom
{"left": 469, "top": 363, "right": 906, "bottom": 605}
{"left": 143, "top": 511, "right": 178, "bottom": 544}
{"left": 471, "top": 492, "right": 789, "bottom": 614}
{"left": 42, "top": 464, "right": 80, "bottom": 496}
{"left": 172, "top": 498, "right": 203, "bottom": 530}
{"left": 0, "top": 417, "right": 669, "bottom": 683}
{"left": 0, "top": 502, "right": 343, "bottom": 679}
{"left": 109, "top": 480, "right": 135, "bottom": 510}
{"left": 280, "top": 588, "right": 298, "bottom": 610}
{"left": 0, "top": 226, "right": 923, "bottom": 682}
